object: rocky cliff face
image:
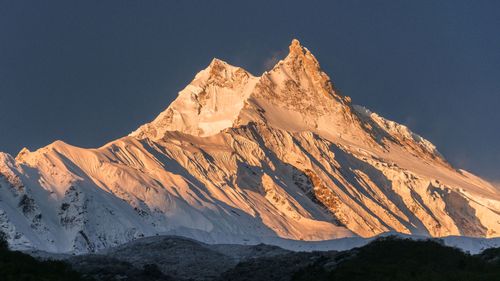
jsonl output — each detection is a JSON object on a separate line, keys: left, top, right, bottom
{"left": 1, "top": 39, "right": 499, "bottom": 253}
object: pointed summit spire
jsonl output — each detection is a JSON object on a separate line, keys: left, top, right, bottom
{"left": 288, "top": 38, "right": 307, "bottom": 56}
{"left": 280, "top": 39, "right": 327, "bottom": 82}
{"left": 208, "top": 57, "right": 228, "bottom": 68}
{"left": 207, "top": 57, "right": 231, "bottom": 75}
{"left": 284, "top": 38, "right": 320, "bottom": 66}
{"left": 263, "top": 38, "right": 345, "bottom": 105}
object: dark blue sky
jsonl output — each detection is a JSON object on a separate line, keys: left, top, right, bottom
{"left": 1, "top": 1, "right": 499, "bottom": 182}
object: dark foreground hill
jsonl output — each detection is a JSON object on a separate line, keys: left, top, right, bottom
{"left": 5, "top": 234, "right": 499, "bottom": 281}
{"left": 0, "top": 232, "right": 87, "bottom": 281}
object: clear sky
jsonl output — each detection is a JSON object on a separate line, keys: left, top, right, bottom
{"left": 1, "top": 1, "right": 499, "bottom": 182}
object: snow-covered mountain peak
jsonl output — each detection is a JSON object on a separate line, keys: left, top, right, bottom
{"left": 131, "top": 58, "right": 259, "bottom": 139}
{"left": 131, "top": 39, "right": 446, "bottom": 157}
{"left": 132, "top": 39, "right": 361, "bottom": 142}
{"left": 2, "top": 40, "right": 499, "bottom": 254}
{"left": 233, "top": 40, "right": 366, "bottom": 146}
{"left": 255, "top": 39, "right": 349, "bottom": 114}
{"left": 193, "top": 58, "right": 253, "bottom": 88}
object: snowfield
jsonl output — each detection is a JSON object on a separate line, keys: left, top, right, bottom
{"left": 1, "top": 39, "right": 499, "bottom": 254}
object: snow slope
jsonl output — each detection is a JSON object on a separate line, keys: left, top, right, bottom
{"left": 1, "top": 39, "right": 499, "bottom": 253}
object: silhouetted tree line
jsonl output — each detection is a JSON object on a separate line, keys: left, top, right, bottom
{"left": 0, "top": 230, "right": 89, "bottom": 281}
{"left": 292, "top": 236, "right": 500, "bottom": 281}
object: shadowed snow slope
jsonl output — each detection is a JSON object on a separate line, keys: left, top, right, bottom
{"left": 1, "top": 39, "right": 499, "bottom": 253}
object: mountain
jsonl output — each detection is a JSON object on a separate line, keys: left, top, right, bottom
{"left": 1, "top": 39, "right": 499, "bottom": 254}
